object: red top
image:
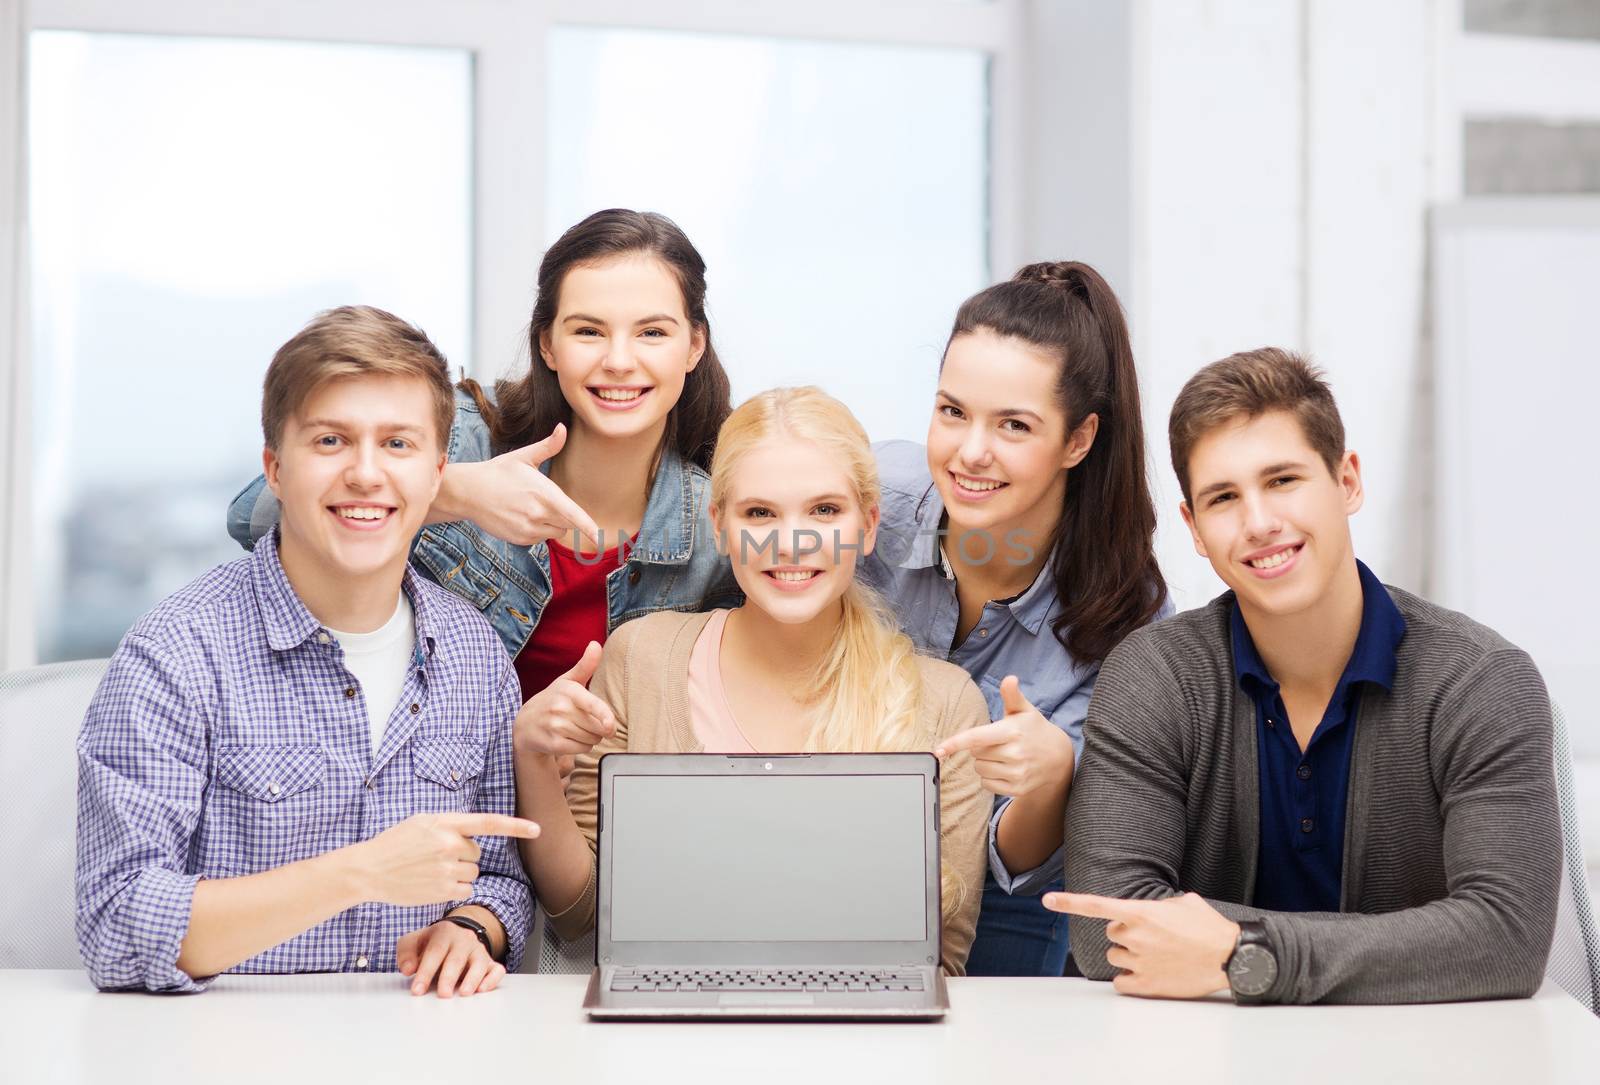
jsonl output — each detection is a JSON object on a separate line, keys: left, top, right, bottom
{"left": 512, "top": 538, "right": 626, "bottom": 702}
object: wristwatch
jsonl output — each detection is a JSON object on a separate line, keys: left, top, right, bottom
{"left": 445, "top": 913, "right": 502, "bottom": 963}
{"left": 1225, "top": 920, "right": 1277, "bottom": 1004}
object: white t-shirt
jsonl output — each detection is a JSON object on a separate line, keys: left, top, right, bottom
{"left": 328, "top": 594, "right": 417, "bottom": 759}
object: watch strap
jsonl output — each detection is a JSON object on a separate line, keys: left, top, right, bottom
{"left": 445, "top": 913, "right": 501, "bottom": 962}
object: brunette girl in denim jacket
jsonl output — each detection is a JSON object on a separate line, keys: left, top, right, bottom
{"left": 227, "top": 209, "right": 743, "bottom": 716}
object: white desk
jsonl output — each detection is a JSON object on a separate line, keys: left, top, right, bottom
{"left": 4, "top": 970, "right": 1598, "bottom": 1084}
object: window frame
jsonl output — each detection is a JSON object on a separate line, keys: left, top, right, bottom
{"left": 3, "top": 0, "right": 1022, "bottom": 668}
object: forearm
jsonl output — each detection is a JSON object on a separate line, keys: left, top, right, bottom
{"left": 514, "top": 751, "right": 597, "bottom": 923}
{"left": 176, "top": 848, "right": 366, "bottom": 979}
{"left": 1248, "top": 891, "right": 1554, "bottom": 1005}
{"left": 994, "top": 777, "right": 1070, "bottom": 875}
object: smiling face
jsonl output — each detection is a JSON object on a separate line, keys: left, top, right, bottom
{"left": 710, "top": 434, "right": 879, "bottom": 627}
{"left": 927, "top": 327, "right": 1096, "bottom": 544}
{"left": 1180, "top": 409, "right": 1363, "bottom": 621}
{"left": 264, "top": 373, "right": 445, "bottom": 587}
{"left": 538, "top": 252, "right": 706, "bottom": 446}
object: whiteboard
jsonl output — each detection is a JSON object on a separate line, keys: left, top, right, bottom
{"left": 1433, "top": 198, "right": 1600, "bottom": 756}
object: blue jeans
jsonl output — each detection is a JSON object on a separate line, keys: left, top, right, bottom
{"left": 963, "top": 877, "right": 1070, "bottom": 977}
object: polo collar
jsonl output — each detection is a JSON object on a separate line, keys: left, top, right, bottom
{"left": 1231, "top": 559, "right": 1407, "bottom": 696}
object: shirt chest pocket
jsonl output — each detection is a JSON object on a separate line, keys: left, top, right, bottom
{"left": 410, "top": 738, "right": 486, "bottom": 811}
{"left": 210, "top": 745, "right": 327, "bottom": 874}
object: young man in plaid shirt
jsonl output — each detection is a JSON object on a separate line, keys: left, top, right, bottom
{"left": 76, "top": 306, "right": 537, "bottom": 995}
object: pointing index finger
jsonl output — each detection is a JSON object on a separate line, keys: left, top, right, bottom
{"left": 934, "top": 722, "right": 1011, "bottom": 759}
{"left": 1041, "top": 892, "right": 1145, "bottom": 922}
{"left": 440, "top": 813, "right": 542, "bottom": 840}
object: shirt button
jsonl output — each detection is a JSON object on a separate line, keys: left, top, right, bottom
{"left": 976, "top": 628, "right": 988, "bottom": 638}
{"left": 317, "top": 632, "right": 331, "bottom": 645}
{"left": 410, "top": 703, "right": 420, "bottom": 715}
{"left": 365, "top": 779, "right": 376, "bottom": 790}
{"left": 1297, "top": 764, "right": 1312, "bottom": 780}
{"left": 344, "top": 687, "right": 356, "bottom": 698}
{"left": 356, "top": 955, "right": 369, "bottom": 970}
{"left": 1300, "top": 818, "right": 1315, "bottom": 833}
{"left": 450, "top": 770, "right": 460, "bottom": 783}
{"left": 1267, "top": 718, "right": 1276, "bottom": 728}
{"left": 267, "top": 782, "right": 281, "bottom": 797}
{"left": 628, "top": 568, "right": 642, "bottom": 586}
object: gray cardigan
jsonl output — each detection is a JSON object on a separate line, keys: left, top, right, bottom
{"left": 1063, "top": 583, "right": 1560, "bottom": 1004}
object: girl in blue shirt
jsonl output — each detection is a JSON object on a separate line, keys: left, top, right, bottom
{"left": 861, "top": 261, "right": 1169, "bottom": 975}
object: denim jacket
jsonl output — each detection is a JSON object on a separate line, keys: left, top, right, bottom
{"left": 226, "top": 389, "right": 743, "bottom": 658}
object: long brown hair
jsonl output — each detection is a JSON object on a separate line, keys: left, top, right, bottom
{"left": 459, "top": 209, "right": 732, "bottom": 469}
{"left": 946, "top": 261, "right": 1166, "bottom": 664}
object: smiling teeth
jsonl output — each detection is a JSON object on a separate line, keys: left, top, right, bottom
{"left": 956, "top": 477, "right": 1004, "bottom": 492}
{"left": 771, "top": 570, "right": 817, "bottom": 582}
{"left": 337, "top": 507, "right": 386, "bottom": 520}
{"left": 1249, "top": 548, "right": 1296, "bottom": 569}
{"left": 595, "top": 388, "right": 643, "bottom": 401}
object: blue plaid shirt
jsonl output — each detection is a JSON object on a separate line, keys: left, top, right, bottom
{"left": 75, "top": 529, "right": 532, "bottom": 992}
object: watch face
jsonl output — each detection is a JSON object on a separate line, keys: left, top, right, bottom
{"left": 1228, "top": 943, "right": 1278, "bottom": 998}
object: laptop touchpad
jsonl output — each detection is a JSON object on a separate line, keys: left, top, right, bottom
{"left": 717, "top": 993, "right": 815, "bottom": 1007}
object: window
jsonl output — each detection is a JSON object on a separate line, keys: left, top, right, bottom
{"left": 546, "top": 26, "right": 988, "bottom": 445}
{"left": 28, "top": 31, "right": 471, "bottom": 661}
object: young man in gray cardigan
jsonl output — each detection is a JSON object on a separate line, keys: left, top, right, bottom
{"left": 1049, "top": 348, "right": 1559, "bottom": 1005}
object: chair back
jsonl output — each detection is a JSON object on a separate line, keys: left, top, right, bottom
{"left": 0, "top": 659, "right": 109, "bottom": 968}
{"left": 1548, "top": 703, "right": 1600, "bottom": 1015}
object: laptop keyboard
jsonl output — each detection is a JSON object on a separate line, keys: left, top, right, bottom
{"left": 608, "top": 967, "right": 927, "bottom": 993}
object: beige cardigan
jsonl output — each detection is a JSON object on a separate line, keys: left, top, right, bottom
{"left": 546, "top": 608, "right": 991, "bottom": 974}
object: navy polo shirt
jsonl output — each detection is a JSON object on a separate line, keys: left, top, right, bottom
{"left": 1231, "top": 561, "right": 1406, "bottom": 913}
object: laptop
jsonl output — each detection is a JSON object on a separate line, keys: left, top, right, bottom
{"left": 582, "top": 752, "right": 949, "bottom": 1020}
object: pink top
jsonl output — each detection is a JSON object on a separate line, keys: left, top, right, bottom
{"left": 686, "top": 609, "right": 757, "bottom": 753}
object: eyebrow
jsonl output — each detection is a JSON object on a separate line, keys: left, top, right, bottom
{"left": 302, "top": 419, "right": 427, "bottom": 436}
{"left": 936, "top": 390, "right": 1045, "bottom": 425}
{"left": 737, "top": 493, "right": 852, "bottom": 506}
{"left": 562, "top": 312, "right": 681, "bottom": 327}
{"left": 1192, "top": 460, "right": 1312, "bottom": 501}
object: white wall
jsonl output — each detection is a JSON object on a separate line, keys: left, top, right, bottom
{"left": 1029, "top": 0, "right": 1442, "bottom": 612}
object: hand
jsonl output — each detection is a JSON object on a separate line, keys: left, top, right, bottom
{"left": 397, "top": 919, "right": 505, "bottom": 998}
{"left": 444, "top": 424, "right": 602, "bottom": 549}
{"left": 934, "top": 676, "right": 1074, "bottom": 798}
{"left": 1043, "top": 891, "right": 1241, "bottom": 999}
{"left": 513, "top": 641, "right": 618, "bottom": 758}
{"left": 349, "top": 813, "right": 541, "bottom": 907}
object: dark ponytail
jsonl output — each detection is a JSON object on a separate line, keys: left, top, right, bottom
{"left": 946, "top": 260, "right": 1165, "bottom": 664}
{"left": 459, "top": 208, "right": 732, "bottom": 470}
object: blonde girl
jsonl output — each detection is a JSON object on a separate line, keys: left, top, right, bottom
{"left": 519, "top": 387, "right": 989, "bottom": 973}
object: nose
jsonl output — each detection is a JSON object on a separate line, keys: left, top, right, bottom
{"left": 343, "top": 441, "right": 384, "bottom": 489}
{"left": 958, "top": 427, "right": 994, "bottom": 471}
{"left": 601, "top": 337, "right": 637, "bottom": 378}
{"left": 1239, "top": 490, "right": 1282, "bottom": 542}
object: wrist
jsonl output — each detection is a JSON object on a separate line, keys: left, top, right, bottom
{"left": 324, "top": 842, "right": 378, "bottom": 908}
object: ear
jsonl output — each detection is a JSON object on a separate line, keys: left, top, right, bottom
{"left": 1062, "top": 413, "right": 1099, "bottom": 471}
{"left": 1179, "top": 499, "right": 1208, "bottom": 559}
{"left": 686, "top": 323, "right": 707, "bottom": 374}
{"left": 861, "top": 501, "right": 881, "bottom": 559}
{"left": 1338, "top": 449, "right": 1364, "bottom": 516}
{"left": 708, "top": 501, "right": 728, "bottom": 557}
{"left": 539, "top": 326, "right": 557, "bottom": 372}
{"left": 263, "top": 446, "right": 283, "bottom": 500}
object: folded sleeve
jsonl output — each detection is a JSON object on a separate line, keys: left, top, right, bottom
{"left": 75, "top": 633, "right": 211, "bottom": 992}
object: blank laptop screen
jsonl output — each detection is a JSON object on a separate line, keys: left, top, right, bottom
{"left": 607, "top": 773, "right": 928, "bottom": 943}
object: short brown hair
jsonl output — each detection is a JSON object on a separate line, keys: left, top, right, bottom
{"left": 1168, "top": 347, "right": 1345, "bottom": 505}
{"left": 261, "top": 306, "right": 454, "bottom": 451}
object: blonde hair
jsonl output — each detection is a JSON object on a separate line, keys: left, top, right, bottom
{"left": 710, "top": 387, "right": 965, "bottom": 906}
{"left": 261, "top": 305, "right": 454, "bottom": 451}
